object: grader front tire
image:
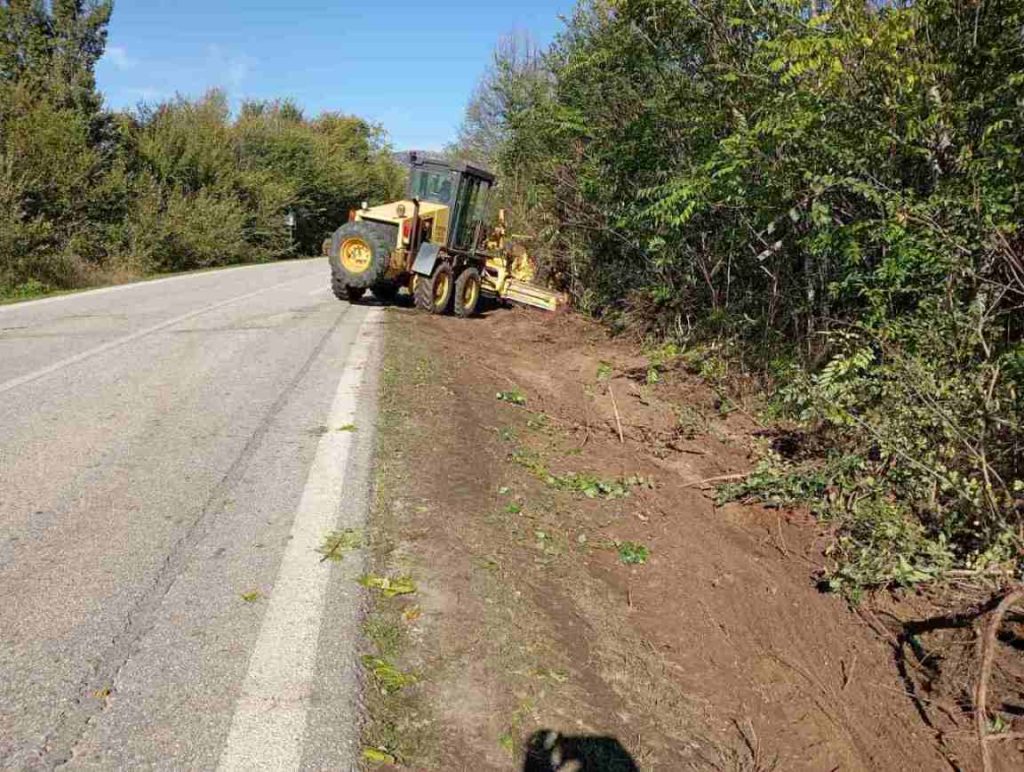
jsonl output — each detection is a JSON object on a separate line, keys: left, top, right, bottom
{"left": 453, "top": 268, "right": 481, "bottom": 318}
{"left": 414, "top": 263, "right": 454, "bottom": 315}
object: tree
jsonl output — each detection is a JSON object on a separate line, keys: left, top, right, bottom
{"left": 0, "top": 0, "right": 117, "bottom": 291}
{"left": 464, "top": 0, "right": 1024, "bottom": 591}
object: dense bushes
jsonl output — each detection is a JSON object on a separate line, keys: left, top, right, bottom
{"left": 461, "top": 0, "right": 1024, "bottom": 592}
{"left": 0, "top": 1, "right": 402, "bottom": 298}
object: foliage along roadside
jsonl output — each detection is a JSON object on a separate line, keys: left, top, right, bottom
{"left": 453, "top": 0, "right": 1024, "bottom": 594}
{"left": 0, "top": 2, "right": 403, "bottom": 299}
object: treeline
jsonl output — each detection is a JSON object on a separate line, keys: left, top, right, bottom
{"left": 0, "top": 1, "right": 402, "bottom": 299}
{"left": 459, "top": 1, "right": 1024, "bottom": 592}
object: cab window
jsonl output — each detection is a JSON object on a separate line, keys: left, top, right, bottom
{"left": 409, "top": 169, "right": 454, "bottom": 205}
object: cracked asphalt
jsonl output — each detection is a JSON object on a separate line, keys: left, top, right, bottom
{"left": 0, "top": 260, "right": 380, "bottom": 770}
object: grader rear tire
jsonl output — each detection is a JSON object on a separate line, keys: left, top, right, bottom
{"left": 414, "top": 262, "right": 454, "bottom": 314}
{"left": 332, "top": 276, "right": 366, "bottom": 302}
{"left": 328, "top": 220, "right": 396, "bottom": 289}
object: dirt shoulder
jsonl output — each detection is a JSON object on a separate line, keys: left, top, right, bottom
{"left": 357, "top": 303, "right": 988, "bottom": 770}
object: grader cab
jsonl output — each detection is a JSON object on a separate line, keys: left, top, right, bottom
{"left": 326, "top": 153, "right": 561, "bottom": 316}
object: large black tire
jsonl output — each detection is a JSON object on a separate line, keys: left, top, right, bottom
{"left": 332, "top": 275, "right": 366, "bottom": 302}
{"left": 328, "top": 220, "right": 397, "bottom": 289}
{"left": 414, "top": 262, "right": 454, "bottom": 314}
{"left": 453, "top": 267, "right": 482, "bottom": 318}
{"left": 370, "top": 281, "right": 400, "bottom": 303}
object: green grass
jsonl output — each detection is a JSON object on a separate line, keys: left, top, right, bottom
{"left": 617, "top": 541, "right": 650, "bottom": 565}
{"left": 496, "top": 388, "right": 527, "bottom": 405}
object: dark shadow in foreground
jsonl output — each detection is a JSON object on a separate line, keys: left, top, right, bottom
{"left": 523, "top": 730, "right": 638, "bottom": 772}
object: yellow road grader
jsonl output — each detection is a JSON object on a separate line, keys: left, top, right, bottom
{"left": 325, "top": 153, "right": 560, "bottom": 316}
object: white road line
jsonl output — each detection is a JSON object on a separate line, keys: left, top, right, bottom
{"left": 0, "top": 277, "right": 309, "bottom": 396}
{"left": 0, "top": 260, "right": 322, "bottom": 315}
{"left": 218, "top": 306, "right": 381, "bottom": 772}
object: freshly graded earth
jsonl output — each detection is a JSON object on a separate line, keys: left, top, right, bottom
{"left": 358, "top": 303, "right": 1015, "bottom": 770}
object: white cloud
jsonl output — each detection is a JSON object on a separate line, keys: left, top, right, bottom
{"left": 206, "top": 45, "right": 257, "bottom": 90}
{"left": 105, "top": 45, "right": 137, "bottom": 71}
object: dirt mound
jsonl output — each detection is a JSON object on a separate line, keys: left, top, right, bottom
{"left": 360, "top": 304, "right": 1013, "bottom": 770}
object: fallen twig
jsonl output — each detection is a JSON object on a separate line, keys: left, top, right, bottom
{"left": 775, "top": 515, "right": 790, "bottom": 559}
{"left": 608, "top": 384, "right": 624, "bottom": 443}
{"left": 682, "top": 472, "right": 747, "bottom": 489}
{"left": 580, "top": 383, "right": 591, "bottom": 448}
{"left": 975, "top": 585, "right": 1024, "bottom": 772}
{"left": 841, "top": 654, "right": 857, "bottom": 692}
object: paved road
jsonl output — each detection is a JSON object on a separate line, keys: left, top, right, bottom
{"left": 0, "top": 260, "right": 382, "bottom": 770}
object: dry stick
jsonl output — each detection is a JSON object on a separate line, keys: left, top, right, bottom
{"left": 607, "top": 384, "right": 625, "bottom": 443}
{"left": 841, "top": 654, "right": 858, "bottom": 692}
{"left": 682, "top": 472, "right": 747, "bottom": 489}
{"left": 775, "top": 515, "right": 790, "bottom": 559}
{"left": 580, "top": 383, "right": 591, "bottom": 448}
{"left": 975, "top": 586, "right": 1024, "bottom": 772}
{"left": 987, "top": 732, "right": 1024, "bottom": 742}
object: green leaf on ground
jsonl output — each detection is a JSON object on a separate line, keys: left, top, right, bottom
{"left": 317, "top": 528, "right": 362, "bottom": 562}
{"left": 240, "top": 589, "right": 263, "bottom": 603}
{"left": 362, "top": 747, "right": 397, "bottom": 764}
{"left": 496, "top": 388, "right": 527, "bottom": 405}
{"left": 362, "top": 655, "right": 417, "bottom": 694}
{"left": 359, "top": 574, "right": 417, "bottom": 597}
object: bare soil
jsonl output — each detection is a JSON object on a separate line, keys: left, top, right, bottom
{"left": 359, "top": 302, "right": 1023, "bottom": 771}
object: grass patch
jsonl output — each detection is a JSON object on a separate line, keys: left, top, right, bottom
{"left": 0, "top": 279, "right": 50, "bottom": 303}
{"left": 359, "top": 316, "right": 441, "bottom": 768}
{"left": 617, "top": 541, "right": 650, "bottom": 565}
{"left": 364, "top": 612, "right": 406, "bottom": 659}
{"left": 526, "top": 412, "right": 550, "bottom": 431}
{"left": 496, "top": 388, "right": 527, "bottom": 405}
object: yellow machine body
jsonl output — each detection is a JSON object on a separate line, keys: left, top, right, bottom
{"left": 352, "top": 200, "right": 451, "bottom": 281}
{"left": 345, "top": 194, "right": 563, "bottom": 312}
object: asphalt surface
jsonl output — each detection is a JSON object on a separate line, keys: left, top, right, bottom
{"left": 0, "top": 260, "right": 382, "bottom": 770}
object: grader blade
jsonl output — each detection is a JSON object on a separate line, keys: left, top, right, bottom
{"left": 501, "top": 279, "right": 563, "bottom": 312}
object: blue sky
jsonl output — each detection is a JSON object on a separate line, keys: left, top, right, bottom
{"left": 95, "top": 1, "right": 576, "bottom": 151}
